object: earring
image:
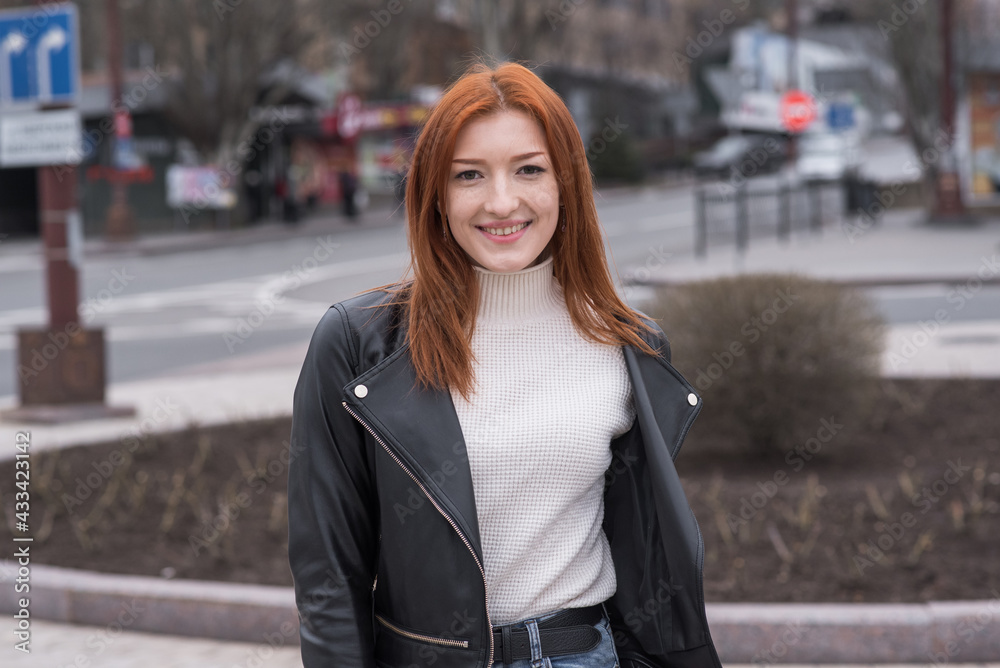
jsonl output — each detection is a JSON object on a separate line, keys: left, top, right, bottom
{"left": 443, "top": 216, "right": 449, "bottom": 239}
{"left": 560, "top": 207, "right": 566, "bottom": 232}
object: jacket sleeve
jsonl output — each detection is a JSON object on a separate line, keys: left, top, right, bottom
{"left": 288, "top": 305, "right": 378, "bottom": 667}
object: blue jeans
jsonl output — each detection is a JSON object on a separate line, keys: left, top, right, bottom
{"left": 492, "top": 604, "right": 620, "bottom": 668}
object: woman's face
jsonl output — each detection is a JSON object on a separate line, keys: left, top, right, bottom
{"left": 445, "top": 110, "right": 560, "bottom": 273}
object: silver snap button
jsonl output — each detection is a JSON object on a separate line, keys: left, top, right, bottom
{"left": 354, "top": 384, "right": 368, "bottom": 398}
{"left": 687, "top": 392, "right": 698, "bottom": 406}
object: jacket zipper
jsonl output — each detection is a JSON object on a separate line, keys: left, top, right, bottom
{"left": 375, "top": 613, "right": 470, "bottom": 648}
{"left": 343, "top": 401, "right": 495, "bottom": 666}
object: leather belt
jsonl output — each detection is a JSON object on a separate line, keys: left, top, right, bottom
{"left": 491, "top": 604, "right": 604, "bottom": 664}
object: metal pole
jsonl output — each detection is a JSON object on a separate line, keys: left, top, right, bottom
{"left": 38, "top": 166, "right": 79, "bottom": 330}
{"left": 809, "top": 182, "right": 822, "bottom": 233}
{"left": 736, "top": 183, "right": 749, "bottom": 253}
{"left": 778, "top": 182, "right": 791, "bottom": 241}
{"left": 695, "top": 186, "right": 707, "bottom": 258}
{"left": 104, "top": 0, "right": 135, "bottom": 240}
{"left": 786, "top": 0, "right": 799, "bottom": 164}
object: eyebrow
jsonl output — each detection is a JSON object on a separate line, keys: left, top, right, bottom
{"left": 452, "top": 151, "right": 546, "bottom": 164}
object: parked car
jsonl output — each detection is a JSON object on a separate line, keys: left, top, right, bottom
{"left": 693, "top": 134, "right": 787, "bottom": 179}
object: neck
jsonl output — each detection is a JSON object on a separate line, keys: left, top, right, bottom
{"left": 473, "top": 256, "right": 563, "bottom": 322}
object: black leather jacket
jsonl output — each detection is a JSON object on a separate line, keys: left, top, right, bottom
{"left": 288, "top": 288, "right": 723, "bottom": 668}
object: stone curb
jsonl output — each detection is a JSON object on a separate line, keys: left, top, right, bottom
{"left": 0, "top": 561, "right": 296, "bottom": 646}
{"left": 2, "top": 561, "right": 999, "bottom": 664}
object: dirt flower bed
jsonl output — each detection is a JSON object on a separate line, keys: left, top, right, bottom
{"left": 2, "top": 378, "right": 998, "bottom": 602}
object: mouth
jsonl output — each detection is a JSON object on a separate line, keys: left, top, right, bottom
{"left": 477, "top": 221, "right": 531, "bottom": 238}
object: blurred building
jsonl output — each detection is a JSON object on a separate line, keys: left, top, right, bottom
{"left": 956, "top": 0, "right": 1000, "bottom": 210}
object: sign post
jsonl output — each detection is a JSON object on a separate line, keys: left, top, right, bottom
{"left": 104, "top": 0, "right": 134, "bottom": 240}
{"left": 0, "top": 2, "right": 133, "bottom": 423}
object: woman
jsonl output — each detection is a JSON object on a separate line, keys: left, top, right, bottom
{"left": 288, "top": 62, "right": 722, "bottom": 668}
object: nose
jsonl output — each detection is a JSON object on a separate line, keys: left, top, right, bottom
{"left": 483, "top": 174, "right": 518, "bottom": 218}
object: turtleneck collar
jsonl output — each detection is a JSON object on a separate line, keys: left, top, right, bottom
{"left": 473, "top": 255, "right": 564, "bottom": 323}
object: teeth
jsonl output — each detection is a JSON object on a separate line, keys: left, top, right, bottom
{"left": 482, "top": 222, "right": 528, "bottom": 237}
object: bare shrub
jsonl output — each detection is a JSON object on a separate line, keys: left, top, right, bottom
{"left": 646, "top": 274, "right": 885, "bottom": 456}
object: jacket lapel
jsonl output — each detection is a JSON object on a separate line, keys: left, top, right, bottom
{"left": 342, "top": 346, "right": 483, "bottom": 559}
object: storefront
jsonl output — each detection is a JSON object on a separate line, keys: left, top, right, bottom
{"left": 965, "top": 71, "right": 1000, "bottom": 206}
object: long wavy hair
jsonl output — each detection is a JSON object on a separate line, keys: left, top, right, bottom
{"left": 384, "top": 61, "right": 657, "bottom": 400}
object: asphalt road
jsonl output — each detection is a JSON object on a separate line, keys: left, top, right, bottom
{"left": 0, "top": 182, "right": 997, "bottom": 399}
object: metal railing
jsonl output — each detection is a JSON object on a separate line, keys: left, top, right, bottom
{"left": 694, "top": 179, "right": 845, "bottom": 256}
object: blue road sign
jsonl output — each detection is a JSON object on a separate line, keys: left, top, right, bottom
{"left": 0, "top": 3, "right": 79, "bottom": 109}
{"left": 827, "top": 102, "right": 855, "bottom": 131}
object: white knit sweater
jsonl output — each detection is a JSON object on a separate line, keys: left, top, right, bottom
{"left": 449, "top": 255, "right": 636, "bottom": 625}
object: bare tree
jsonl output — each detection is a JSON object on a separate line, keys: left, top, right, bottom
{"left": 872, "top": 0, "right": 942, "bottom": 181}
{"left": 120, "top": 0, "right": 321, "bottom": 168}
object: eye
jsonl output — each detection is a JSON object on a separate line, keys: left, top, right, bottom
{"left": 519, "top": 164, "right": 545, "bottom": 175}
{"left": 454, "top": 170, "right": 481, "bottom": 181}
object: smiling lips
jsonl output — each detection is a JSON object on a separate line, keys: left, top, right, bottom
{"left": 478, "top": 221, "right": 531, "bottom": 241}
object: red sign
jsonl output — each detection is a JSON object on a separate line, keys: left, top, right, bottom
{"left": 336, "top": 94, "right": 363, "bottom": 141}
{"left": 114, "top": 109, "right": 132, "bottom": 138}
{"left": 327, "top": 95, "right": 430, "bottom": 139}
{"left": 780, "top": 90, "right": 817, "bottom": 132}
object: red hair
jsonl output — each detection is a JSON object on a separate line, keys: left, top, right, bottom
{"left": 382, "top": 62, "right": 656, "bottom": 399}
